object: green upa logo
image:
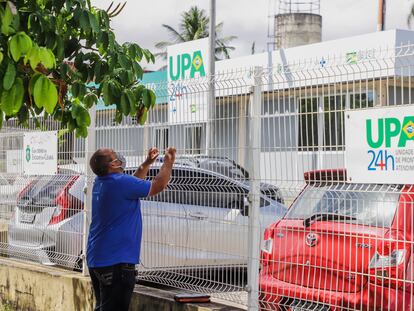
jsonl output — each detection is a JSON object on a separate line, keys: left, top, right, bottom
{"left": 169, "top": 50, "right": 206, "bottom": 81}
{"left": 25, "top": 145, "right": 31, "bottom": 162}
{"left": 366, "top": 117, "right": 414, "bottom": 148}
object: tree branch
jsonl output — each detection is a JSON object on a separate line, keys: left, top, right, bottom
{"left": 80, "top": 45, "right": 99, "bottom": 52}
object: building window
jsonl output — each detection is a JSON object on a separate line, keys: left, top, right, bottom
{"left": 262, "top": 97, "right": 295, "bottom": 115}
{"left": 148, "top": 104, "right": 168, "bottom": 124}
{"left": 185, "top": 126, "right": 202, "bottom": 154}
{"left": 386, "top": 87, "right": 414, "bottom": 106}
{"left": 324, "top": 95, "right": 345, "bottom": 150}
{"left": 298, "top": 98, "right": 319, "bottom": 151}
{"left": 154, "top": 128, "right": 169, "bottom": 151}
{"left": 297, "top": 92, "right": 374, "bottom": 151}
{"left": 350, "top": 91, "right": 374, "bottom": 109}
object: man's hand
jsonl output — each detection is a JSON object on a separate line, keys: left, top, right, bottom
{"left": 145, "top": 147, "right": 160, "bottom": 165}
{"left": 134, "top": 147, "right": 159, "bottom": 179}
{"left": 164, "top": 147, "right": 176, "bottom": 166}
{"left": 148, "top": 147, "right": 176, "bottom": 197}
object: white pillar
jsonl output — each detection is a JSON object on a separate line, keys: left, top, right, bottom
{"left": 82, "top": 105, "right": 96, "bottom": 276}
{"left": 247, "top": 67, "right": 263, "bottom": 311}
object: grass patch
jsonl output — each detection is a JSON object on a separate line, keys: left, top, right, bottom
{"left": 0, "top": 302, "right": 16, "bottom": 311}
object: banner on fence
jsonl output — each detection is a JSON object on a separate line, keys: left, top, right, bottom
{"left": 23, "top": 131, "right": 58, "bottom": 175}
{"left": 346, "top": 105, "right": 414, "bottom": 184}
{"left": 167, "top": 38, "right": 209, "bottom": 124}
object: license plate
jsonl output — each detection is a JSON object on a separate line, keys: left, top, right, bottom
{"left": 20, "top": 212, "right": 35, "bottom": 224}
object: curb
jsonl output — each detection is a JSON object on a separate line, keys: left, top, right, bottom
{"left": 0, "top": 257, "right": 244, "bottom": 311}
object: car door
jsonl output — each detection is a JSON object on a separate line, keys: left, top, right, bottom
{"left": 183, "top": 168, "right": 249, "bottom": 266}
{"left": 139, "top": 167, "right": 188, "bottom": 269}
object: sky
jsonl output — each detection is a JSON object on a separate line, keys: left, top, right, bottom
{"left": 91, "top": 0, "right": 414, "bottom": 70}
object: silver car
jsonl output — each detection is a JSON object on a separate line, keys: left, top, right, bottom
{"left": 0, "top": 174, "right": 32, "bottom": 207}
{"left": 8, "top": 165, "right": 287, "bottom": 270}
{"left": 7, "top": 172, "right": 84, "bottom": 267}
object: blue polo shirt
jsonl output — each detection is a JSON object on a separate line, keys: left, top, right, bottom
{"left": 86, "top": 173, "right": 151, "bottom": 268}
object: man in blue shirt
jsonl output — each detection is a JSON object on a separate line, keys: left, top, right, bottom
{"left": 87, "top": 147, "right": 176, "bottom": 311}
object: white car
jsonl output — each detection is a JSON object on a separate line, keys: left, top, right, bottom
{"left": 8, "top": 165, "right": 287, "bottom": 270}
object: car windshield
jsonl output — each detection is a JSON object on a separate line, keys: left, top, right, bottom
{"left": 169, "top": 156, "right": 250, "bottom": 180}
{"left": 173, "top": 157, "right": 199, "bottom": 167}
{"left": 286, "top": 183, "right": 401, "bottom": 227}
{"left": 201, "top": 159, "right": 249, "bottom": 180}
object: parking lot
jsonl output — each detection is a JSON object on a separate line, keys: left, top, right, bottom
{"left": 1, "top": 39, "right": 414, "bottom": 311}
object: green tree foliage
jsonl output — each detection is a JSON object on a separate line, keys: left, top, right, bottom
{"left": 0, "top": 0, "right": 155, "bottom": 137}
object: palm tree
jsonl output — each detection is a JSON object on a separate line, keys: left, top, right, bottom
{"left": 409, "top": 3, "right": 414, "bottom": 27}
{"left": 155, "top": 6, "right": 237, "bottom": 69}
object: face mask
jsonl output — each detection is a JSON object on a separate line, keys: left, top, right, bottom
{"left": 112, "top": 152, "right": 127, "bottom": 170}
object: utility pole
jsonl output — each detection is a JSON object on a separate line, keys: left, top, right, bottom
{"left": 377, "top": 0, "right": 386, "bottom": 31}
{"left": 206, "top": 0, "right": 216, "bottom": 155}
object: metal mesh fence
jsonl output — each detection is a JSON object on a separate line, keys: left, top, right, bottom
{"left": 0, "top": 118, "right": 85, "bottom": 270}
{"left": 0, "top": 43, "right": 413, "bottom": 310}
{"left": 255, "top": 45, "right": 414, "bottom": 310}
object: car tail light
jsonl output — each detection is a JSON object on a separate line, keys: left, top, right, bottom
{"left": 49, "top": 176, "right": 81, "bottom": 225}
{"left": 368, "top": 230, "right": 409, "bottom": 288}
{"left": 17, "top": 180, "right": 33, "bottom": 201}
{"left": 369, "top": 250, "right": 406, "bottom": 269}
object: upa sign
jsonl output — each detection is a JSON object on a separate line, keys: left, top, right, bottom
{"left": 169, "top": 49, "right": 206, "bottom": 81}
{"left": 23, "top": 131, "right": 58, "bottom": 175}
{"left": 345, "top": 106, "right": 414, "bottom": 184}
{"left": 167, "top": 38, "right": 209, "bottom": 124}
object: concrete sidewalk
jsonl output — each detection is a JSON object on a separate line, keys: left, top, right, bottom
{"left": 0, "top": 257, "right": 243, "bottom": 311}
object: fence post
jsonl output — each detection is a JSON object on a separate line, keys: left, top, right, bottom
{"left": 206, "top": 0, "right": 216, "bottom": 156}
{"left": 247, "top": 66, "right": 263, "bottom": 311}
{"left": 82, "top": 104, "right": 96, "bottom": 276}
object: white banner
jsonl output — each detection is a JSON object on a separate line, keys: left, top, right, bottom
{"left": 345, "top": 106, "right": 414, "bottom": 184}
{"left": 167, "top": 38, "right": 209, "bottom": 124}
{"left": 23, "top": 131, "right": 58, "bottom": 175}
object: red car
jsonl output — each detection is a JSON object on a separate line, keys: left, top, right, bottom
{"left": 259, "top": 169, "right": 414, "bottom": 311}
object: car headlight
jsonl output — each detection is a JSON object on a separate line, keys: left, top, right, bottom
{"left": 261, "top": 238, "right": 273, "bottom": 254}
{"left": 368, "top": 250, "right": 406, "bottom": 269}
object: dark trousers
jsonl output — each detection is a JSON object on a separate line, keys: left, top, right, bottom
{"left": 89, "top": 263, "right": 136, "bottom": 311}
